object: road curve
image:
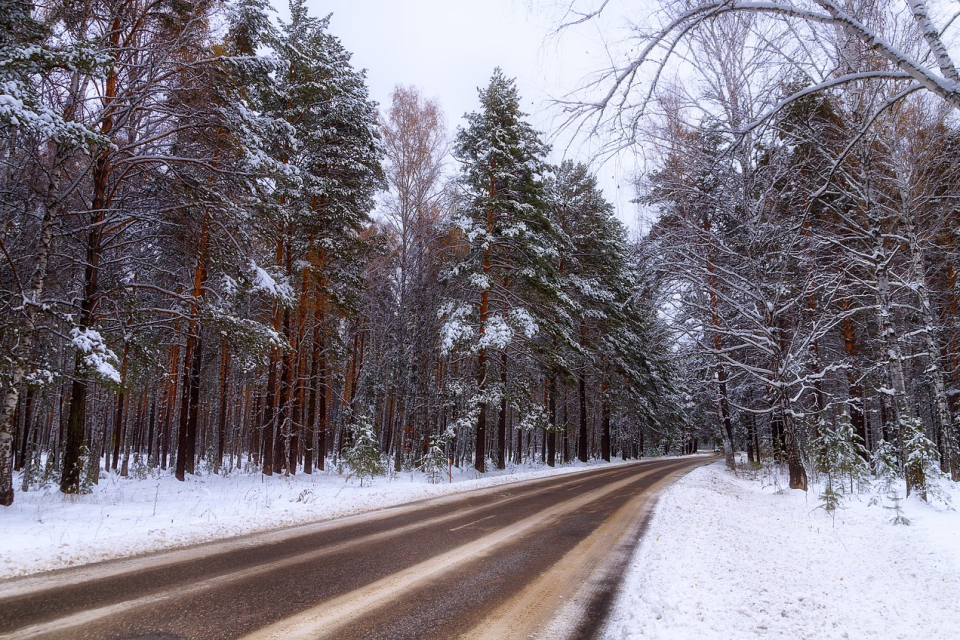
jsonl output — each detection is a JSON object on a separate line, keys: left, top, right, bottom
{"left": 0, "top": 456, "right": 713, "bottom": 640}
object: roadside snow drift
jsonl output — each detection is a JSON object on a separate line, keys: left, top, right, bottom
{"left": 605, "top": 461, "right": 960, "bottom": 640}
{"left": 1, "top": 461, "right": 603, "bottom": 580}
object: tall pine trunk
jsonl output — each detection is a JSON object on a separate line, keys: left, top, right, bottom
{"left": 497, "top": 353, "right": 508, "bottom": 470}
{"left": 547, "top": 375, "right": 557, "bottom": 467}
{"left": 577, "top": 372, "right": 588, "bottom": 463}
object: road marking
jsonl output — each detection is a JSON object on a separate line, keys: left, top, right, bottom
{"left": 449, "top": 514, "right": 497, "bottom": 532}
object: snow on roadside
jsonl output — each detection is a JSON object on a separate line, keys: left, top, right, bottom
{"left": 605, "top": 461, "right": 960, "bottom": 640}
{"left": 1, "top": 460, "right": 612, "bottom": 580}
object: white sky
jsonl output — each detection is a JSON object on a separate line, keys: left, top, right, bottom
{"left": 287, "top": 0, "right": 651, "bottom": 230}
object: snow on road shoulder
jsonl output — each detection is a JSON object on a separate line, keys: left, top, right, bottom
{"left": 605, "top": 461, "right": 960, "bottom": 640}
{"left": 1, "top": 461, "right": 612, "bottom": 580}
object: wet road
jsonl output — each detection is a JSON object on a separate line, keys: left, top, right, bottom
{"left": 0, "top": 456, "right": 713, "bottom": 640}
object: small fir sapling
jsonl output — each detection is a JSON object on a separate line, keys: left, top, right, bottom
{"left": 42, "top": 447, "right": 61, "bottom": 487}
{"left": 813, "top": 412, "right": 869, "bottom": 514}
{"left": 131, "top": 452, "right": 150, "bottom": 480}
{"left": 871, "top": 439, "right": 901, "bottom": 493}
{"left": 418, "top": 433, "right": 452, "bottom": 484}
{"left": 204, "top": 445, "right": 218, "bottom": 476}
{"left": 340, "top": 417, "right": 385, "bottom": 486}
{"left": 900, "top": 417, "right": 942, "bottom": 502}
{"left": 884, "top": 490, "right": 911, "bottom": 526}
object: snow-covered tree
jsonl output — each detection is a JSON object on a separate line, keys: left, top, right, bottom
{"left": 441, "top": 68, "right": 556, "bottom": 472}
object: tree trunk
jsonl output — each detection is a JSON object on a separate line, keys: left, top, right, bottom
{"left": 600, "top": 377, "right": 611, "bottom": 462}
{"left": 577, "top": 372, "right": 588, "bottom": 462}
{"left": 781, "top": 404, "right": 808, "bottom": 491}
{"left": 110, "top": 343, "right": 129, "bottom": 471}
{"left": 176, "top": 328, "right": 203, "bottom": 480}
{"left": 261, "top": 355, "right": 277, "bottom": 476}
{"left": 497, "top": 353, "right": 508, "bottom": 469}
{"left": 903, "top": 203, "right": 958, "bottom": 479}
{"left": 1, "top": 70, "right": 82, "bottom": 506}
{"left": 275, "top": 307, "right": 293, "bottom": 476}
{"left": 547, "top": 375, "right": 557, "bottom": 467}
{"left": 16, "top": 387, "right": 35, "bottom": 473}
{"left": 475, "top": 352, "right": 487, "bottom": 473}
{"left": 304, "top": 314, "right": 324, "bottom": 475}
{"left": 61, "top": 15, "right": 122, "bottom": 496}
{"left": 216, "top": 342, "right": 230, "bottom": 474}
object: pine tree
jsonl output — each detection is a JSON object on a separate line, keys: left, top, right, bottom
{"left": 441, "top": 69, "right": 556, "bottom": 472}
{"left": 548, "top": 160, "right": 666, "bottom": 462}
{"left": 252, "top": 1, "right": 383, "bottom": 476}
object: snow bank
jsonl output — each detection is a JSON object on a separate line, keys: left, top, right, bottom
{"left": 1, "top": 460, "right": 611, "bottom": 580}
{"left": 605, "top": 461, "right": 960, "bottom": 640}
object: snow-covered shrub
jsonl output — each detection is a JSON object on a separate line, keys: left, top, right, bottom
{"left": 42, "top": 449, "right": 61, "bottom": 487}
{"left": 871, "top": 439, "right": 900, "bottom": 492}
{"left": 340, "top": 418, "right": 384, "bottom": 486}
{"left": 20, "top": 446, "right": 42, "bottom": 491}
{"left": 131, "top": 452, "right": 150, "bottom": 480}
{"left": 812, "top": 413, "right": 869, "bottom": 500}
{"left": 78, "top": 444, "right": 96, "bottom": 494}
{"left": 901, "top": 417, "right": 941, "bottom": 502}
{"left": 819, "top": 485, "right": 842, "bottom": 520}
{"left": 418, "top": 433, "right": 451, "bottom": 484}
{"left": 203, "top": 445, "right": 218, "bottom": 476}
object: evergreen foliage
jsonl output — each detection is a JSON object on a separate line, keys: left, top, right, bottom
{"left": 341, "top": 418, "right": 385, "bottom": 486}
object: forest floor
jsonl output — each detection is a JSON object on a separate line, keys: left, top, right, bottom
{"left": 604, "top": 458, "right": 960, "bottom": 639}
{"left": 1, "top": 457, "right": 621, "bottom": 580}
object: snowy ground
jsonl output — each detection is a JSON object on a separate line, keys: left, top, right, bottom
{"left": 1, "top": 459, "right": 610, "bottom": 580}
{"left": 605, "top": 459, "right": 960, "bottom": 640}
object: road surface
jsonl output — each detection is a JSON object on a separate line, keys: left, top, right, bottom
{"left": 0, "top": 456, "right": 712, "bottom": 640}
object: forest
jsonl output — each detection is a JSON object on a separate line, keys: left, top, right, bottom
{"left": 0, "top": 0, "right": 673, "bottom": 507}
{"left": 3, "top": 0, "right": 960, "bottom": 511}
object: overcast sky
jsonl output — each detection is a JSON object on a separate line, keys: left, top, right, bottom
{"left": 292, "top": 0, "right": 650, "bottom": 230}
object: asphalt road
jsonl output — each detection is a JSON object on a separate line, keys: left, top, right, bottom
{"left": 0, "top": 456, "right": 713, "bottom": 640}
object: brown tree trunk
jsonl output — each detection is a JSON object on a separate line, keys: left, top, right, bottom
{"left": 475, "top": 352, "right": 487, "bottom": 473}
{"left": 146, "top": 399, "right": 156, "bottom": 465}
{"left": 60, "top": 14, "right": 122, "bottom": 495}
{"left": 176, "top": 328, "right": 203, "bottom": 480}
{"left": 318, "top": 344, "right": 328, "bottom": 470}
{"left": 781, "top": 405, "right": 808, "bottom": 491}
{"left": 16, "top": 387, "right": 35, "bottom": 473}
{"left": 497, "top": 353, "right": 508, "bottom": 469}
{"left": 600, "top": 377, "right": 611, "bottom": 462}
{"left": 110, "top": 343, "right": 129, "bottom": 471}
{"left": 578, "top": 372, "right": 588, "bottom": 463}
{"left": 275, "top": 307, "right": 293, "bottom": 476}
{"left": 547, "top": 375, "right": 557, "bottom": 467}
{"left": 216, "top": 341, "right": 230, "bottom": 473}
{"left": 261, "top": 355, "right": 277, "bottom": 476}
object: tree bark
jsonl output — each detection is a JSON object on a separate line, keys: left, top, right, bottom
{"left": 577, "top": 372, "right": 588, "bottom": 462}
{"left": 600, "top": 377, "right": 611, "bottom": 462}
{"left": 547, "top": 375, "right": 557, "bottom": 467}
{"left": 216, "top": 341, "right": 230, "bottom": 473}
{"left": 497, "top": 352, "right": 508, "bottom": 469}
